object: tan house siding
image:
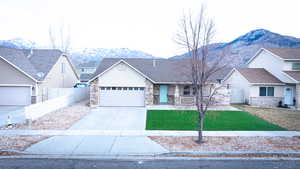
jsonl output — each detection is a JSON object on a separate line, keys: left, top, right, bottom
{"left": 41, "top": 56, "right": 78, "bottom": 89}
{"left": 0, "top": 58, "right": 36, "bottom": 85}
{"left": 0, "top": 58, "right": 37, "bottom": 103}
{"left": 36, "top": 56, "right": 78, "bottom": 102}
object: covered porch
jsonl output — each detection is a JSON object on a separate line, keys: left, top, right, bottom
{"left": 151, "top": 84, "right": 230, "bottom": 106}
{"left": 152, "top": 84, "right": 196, "bottom": 106}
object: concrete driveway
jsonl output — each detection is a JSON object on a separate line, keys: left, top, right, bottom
{"left": 25, "top": 107, "right": 168, "bottom": 155}
{"left": 70, "top": 107, "right": 147, "bottom": 130}
{"left": 0, "top": 106, "right": 25, "bottom": 126}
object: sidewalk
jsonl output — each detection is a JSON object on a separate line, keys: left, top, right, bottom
{"left": 23, "top": 135, "right": 168, "bottom": 155}
{"left": 0, "top": 130, "right": 299, "bottom": 136}
{"left": 1, "top": 130, "right": 300, "bottom": 157}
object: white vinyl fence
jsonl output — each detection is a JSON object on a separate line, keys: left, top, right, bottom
{"left": 25, "top": 87, "right": 89, "bottom": 121}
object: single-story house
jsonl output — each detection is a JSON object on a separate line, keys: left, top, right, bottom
{"left": 89, "top": 58, "right": 230, "bottom": 107}
{"left": 224, "top": 47, "right": 300, "bottom": 109}
{"left": 0, "top": 46, "right": 79, "bottom": 106}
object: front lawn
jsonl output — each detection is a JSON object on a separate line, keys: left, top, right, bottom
{"left": 146, "top": 110, "right": 286, "bottom": 131}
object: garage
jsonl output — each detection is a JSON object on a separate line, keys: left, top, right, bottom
{"left": 0, "top": 86, "right": 31, "bottom": 106}
{"left": 99, "top": 87, "right": 145, "bottom": 107}
{"left": 230, "top": 88, "right": 244, "bottom": 104}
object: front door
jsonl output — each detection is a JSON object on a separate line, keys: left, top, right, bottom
{"left": 159, "top": 85, "right": 168, "bottom": 103}
{"left": 284, "top": 87, "right": 293, "bottom": 105}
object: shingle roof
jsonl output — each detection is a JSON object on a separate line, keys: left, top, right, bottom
{"left": 284, "top": 71, "right": 300, "bottom": 82}
{"left": 0, "top": 46, "right": 63, "bottom": 81}
{"left": 80, "top": 73, "right": 93, "bottom": 82}
{"left": 92, "top": 58, "right": 230, "bottom": 83}
{"left": 265, "top": 48, "right": 300, "bottom": 60}
{"left": 78, "top": 61, "right": 98, "bottom": 68}
{"left": 236, "top": 68, "right": 283, "bottom": 84}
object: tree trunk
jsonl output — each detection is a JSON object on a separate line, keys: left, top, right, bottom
{"left": 197, "top": 112, "right": 204, "bottom": 143}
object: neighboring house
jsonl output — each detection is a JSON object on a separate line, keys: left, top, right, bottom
{"left": 77, "top": 61, "right": 98, "bottom": 82}
{"left": 224, "top": 47, "right": 300, "bottom": 108}
{"left": 0, "top": 47, "right": 79, "bottom": 106}
{"left": 89, "top": 58, "right": 230, "bottom": 107}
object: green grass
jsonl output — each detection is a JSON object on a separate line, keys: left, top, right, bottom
{"left": 146, "top": 110, "right": 286, "bottom": 131}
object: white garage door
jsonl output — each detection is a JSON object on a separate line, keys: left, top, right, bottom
{"left": 100, "top": 87, "right": 145, "bottom": 107}
{"left": 0, "top": 86, "right": 31, "bottom": 106}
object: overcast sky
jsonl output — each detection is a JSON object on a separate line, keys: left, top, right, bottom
{"left": 1, "top": 0, "right": 299, "bottom": 57}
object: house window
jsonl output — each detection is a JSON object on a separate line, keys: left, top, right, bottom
{"left": 292, "top": 63, "right": 300, "bottom": 70}
{"left": 259, "top": 87, "right": 274, "bottom": 96}
{"left": 227, "top": 84, "right": 231, "bottom": 89}
{"left": 183, "top": 86, "right": 191, "bottom": 96}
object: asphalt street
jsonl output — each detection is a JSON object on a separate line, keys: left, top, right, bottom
{"left": 0, "top": 158, "right": 299, "bottom": 169}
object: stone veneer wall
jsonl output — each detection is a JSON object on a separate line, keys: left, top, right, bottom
{"left": 174, "top": 85, "right": 180, "bottom": 105}
{"left": 90, "top": 78, "right": 100, "bottom": 107}
{"left": 249, "top": 97, "right": 282, "bottom": 108}
{"left": 296, "top": 84, "right": 300, "bottom": 110}
{"left": 145, "top": 80, "right": 154, "bottom": 105}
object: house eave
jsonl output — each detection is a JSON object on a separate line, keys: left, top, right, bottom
{"left": 0, "top": 55, "right": 40, "bottom": 83}
{"left": 88, "top": 59, "right": 156, "bottom": 83}
{"left": 250, "top": 83, "right": 286, "bottom": 86}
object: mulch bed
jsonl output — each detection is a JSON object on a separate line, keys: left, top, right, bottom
{"left": 0, "top": 101, "right": 90, "bottom": 130}
{"left": 150, "top": 136, "right": 300, "bottom": 152}
{"left": 0, "top": 135, "right": 49, "bottom": 151}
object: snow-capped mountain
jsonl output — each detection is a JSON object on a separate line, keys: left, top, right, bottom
{"left": 2, "top": 29, "right": 300, "bottom": 67}
{"left": 70, "top": 48, "right": 154, "bottom": 65}
{"left": 0, "top": 38, "right": 155, "bottom": 66}
{"left": 0, "top": 38, "right": 37, "bottom": 49}
{"left": 172, "top": 29, "right": 300, "bottom": 65}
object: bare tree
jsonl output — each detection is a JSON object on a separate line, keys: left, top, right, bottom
{"left": 48, "top": 23, "right": 71, "bottom": 53}
{"left": 176, "top": 6, "right": 231, "bottom": 143}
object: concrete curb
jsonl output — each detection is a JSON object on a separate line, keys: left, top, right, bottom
{"left": 0, "top": 130, "right": 299, "bottom": 136}
{"left": 161, "top": 151, "right": 300, "bottom": 157}
{"left": 1, "top": 150, "right": 300, "bottom": 160}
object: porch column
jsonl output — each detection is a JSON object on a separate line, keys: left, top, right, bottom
{"left": 90, "top": 78, "right": 100, "bottom": 107}
{"left": 174, "top": 85, "right": 180, "bottom": 105}
{"left": 145, "top": 80, "right": 154, "bottom": 105}
{"left": 296, "top": 84, "right": 300, "bottom": 110}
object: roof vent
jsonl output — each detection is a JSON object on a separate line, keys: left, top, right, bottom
{"left": 27, "top": 48, "right": 33, "bottom": 58}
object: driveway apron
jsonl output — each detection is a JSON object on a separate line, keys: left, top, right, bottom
{"left": 25, "top": 107, "right": 168, "bottom": 155}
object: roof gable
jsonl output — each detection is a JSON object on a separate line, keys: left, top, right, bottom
{"left": 0, "top": 47, "right": 69, "bottom": 81}
{"left": 236, "top": 68, "right": 283, "bottom": 84}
